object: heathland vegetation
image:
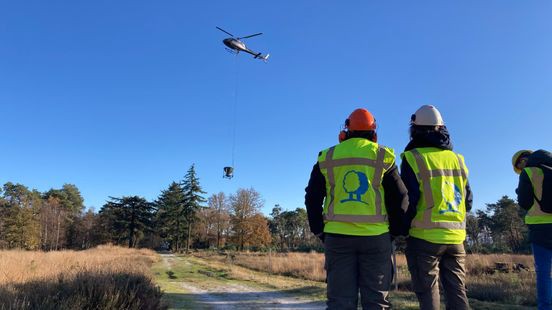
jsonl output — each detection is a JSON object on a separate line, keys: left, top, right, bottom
{"left": 0, "top": 165, "right": 538, "bottom": 307}
{"left": 0, "top": 245, "right": 162, "bottom": 309}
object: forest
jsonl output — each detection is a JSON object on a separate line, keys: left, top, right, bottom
{"left": 0, "top": 165, "right": 530, "bottom": 254}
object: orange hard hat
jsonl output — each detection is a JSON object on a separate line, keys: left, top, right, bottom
{"left": 346, "top": 108, "right": 377, "bottom": 131}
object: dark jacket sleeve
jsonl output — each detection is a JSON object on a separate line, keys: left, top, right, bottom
{"left": 465, "top": 181, "right": 473, "bottom": 212}
{"left": 516, "top": 170, "right": 533, "bottom": 211}
{"left": 382, "top": 164, "right": 409, "bottom": 236}
{"left": 305, "top": 162, "right": 326, "bottom": 235}
{"left": 400, "top": 158, "right": 419, "bottom": 233}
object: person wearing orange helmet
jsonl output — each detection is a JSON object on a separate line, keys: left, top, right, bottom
{"left": 305, "top": 108, "right": 408, "bottom": 309}
{"left": 512, "top": 149, "right": 552, "bottom": 310}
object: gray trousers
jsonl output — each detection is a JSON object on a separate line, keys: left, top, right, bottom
{"left": 406, "top": 237, "right": 469, "bottom": 310}
{"left": 325, "top": 233, "right": 392, "bottom": 310}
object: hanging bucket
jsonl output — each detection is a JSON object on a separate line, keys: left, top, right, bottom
{"left": 223, "top": 166, "right": 234, "bottom": 179}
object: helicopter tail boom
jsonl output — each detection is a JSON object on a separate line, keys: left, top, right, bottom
{"left": 254, "top": 53, "right": 270, "bottom": 63}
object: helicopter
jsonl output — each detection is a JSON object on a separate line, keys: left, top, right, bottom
{"left": 216, "top": 27, "right": 269, "bottom": 62}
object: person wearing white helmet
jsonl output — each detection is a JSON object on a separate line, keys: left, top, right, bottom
{"left": 400, "top": 105, "right": 472, "bottom": 310}
{"left": 512, "top": 149, "right": 552, "bottom": 310}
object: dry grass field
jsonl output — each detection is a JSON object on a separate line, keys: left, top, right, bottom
{"left": 0, "top": 247, "right": 536, "bottom": 309}
{"left": 0, "top": 245, "right": 164, "bottom": 310}
{"left": 197, "top": 251, "right": 537, "bottom": 307}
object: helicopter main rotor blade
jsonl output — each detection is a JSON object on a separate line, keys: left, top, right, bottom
{"left": 239, "top": 32, "right": 263, "bottom": 39}
{"left": 216, "top": 26, "right": 235, "bottom": 37}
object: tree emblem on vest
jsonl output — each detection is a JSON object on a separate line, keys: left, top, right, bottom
{"left": 440, "top": 181, "right": 462, "bottom": 214}
{"left": 340, "top": 170, "right": 370, "bottom": 204}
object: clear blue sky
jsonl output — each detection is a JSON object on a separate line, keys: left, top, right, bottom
{"left": 1, "top": 1, "right": 551, "bottom": 215}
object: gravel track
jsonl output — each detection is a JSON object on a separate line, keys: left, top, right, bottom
{"left": 160, "top": 254, "right": 325, "bottom": 309}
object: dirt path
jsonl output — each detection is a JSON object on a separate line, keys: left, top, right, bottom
{"left": 156, "top": 254, "right": 325, "bottom": 310}
{"left": 176, "top": 281, "right": 323, "bottom": 309}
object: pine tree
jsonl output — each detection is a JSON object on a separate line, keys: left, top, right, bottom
{"left": 269, "top": 204, "right": 286, "bottom": 250}
{"left": 181, "top": 164, "right": 206, "bottom": 252}
{"left": 484, "top": 196, "right": 529, "bottom": 252}
{"left": 42, "top": 184, "right": 85, "bottom": 249}
{"left": 155, "top": 182, "right": 186, "bottom": 252}
{"left": 0, "top": 183, "right": 41, "bottom": 250}
{"left": 99, "top": 196, "right": 155, "bottom": 248}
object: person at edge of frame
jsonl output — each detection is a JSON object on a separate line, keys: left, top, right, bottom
{"left": 513, "top": 149, "right": 552, "bottom": 310}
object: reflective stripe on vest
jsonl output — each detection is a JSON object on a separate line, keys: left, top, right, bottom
{"left": 320, "top": 146, "right": 390, "bottom": 223}
{"left": 410, "top": 149, "right": 467, "bottom": 230}
{"left": 526, "top": 167, "right": 547, "bottom": 217}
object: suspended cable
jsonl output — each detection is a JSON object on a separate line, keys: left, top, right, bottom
{"left": 223, "top": 53, "right": 239, "bottom": 179}
{"left": 232, "top": 53, "right": 239, "bottom": 169}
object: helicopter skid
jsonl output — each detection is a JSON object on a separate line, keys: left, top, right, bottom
{"left": 224, "top": 48, "right": 239, "bottom": 55}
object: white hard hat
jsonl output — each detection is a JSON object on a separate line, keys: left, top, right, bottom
{"left": 411, "top": 105, "right": 444, "bottom": 126}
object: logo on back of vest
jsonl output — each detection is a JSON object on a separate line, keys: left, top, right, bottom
{"left": 340, "top": 170, "right": 370, "bottom": 204}
{"left": 440, "top": 181, "right": 462, "bottom": 214}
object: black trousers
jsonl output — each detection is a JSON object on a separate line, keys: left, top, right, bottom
{"left": 325, "top": 233, "right": 392, "bottom": 310}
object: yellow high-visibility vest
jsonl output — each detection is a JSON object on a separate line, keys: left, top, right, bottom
{"left": 524, "top": 167, "right": 552, "bottom": 225}
{"left": 402, "top": 147, "right": 469, "bottom": 244}
{"left": 318, "top": 138, "right": 395, "bottom": 236}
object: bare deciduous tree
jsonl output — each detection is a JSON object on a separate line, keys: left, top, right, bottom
{"left": 229, "top": 188, "right": 269, "bottom": 250}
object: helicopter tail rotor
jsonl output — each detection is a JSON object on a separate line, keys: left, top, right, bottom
{"left": 254, "top": 53, "right": 270, "bottom": 62}
{"left": 262, "top": 54, "right": 270, "bottom": 63}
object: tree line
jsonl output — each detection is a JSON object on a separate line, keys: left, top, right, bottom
{"left": 0, "top": 166, "right": 531, "bottom": 253}
{"left": 465, "top": 196, "right": 530, "bottom": 253}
